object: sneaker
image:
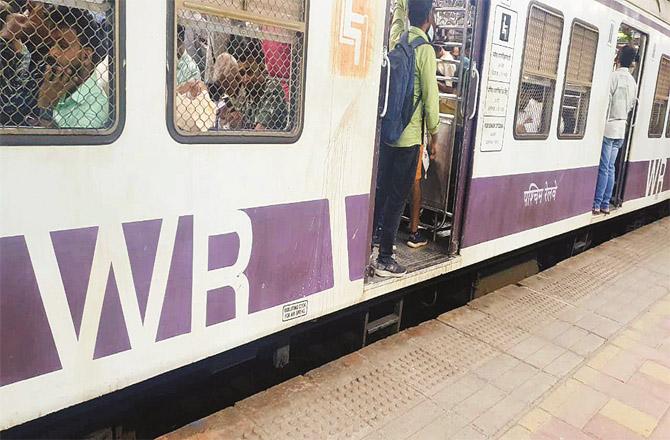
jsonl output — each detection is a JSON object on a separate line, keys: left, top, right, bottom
{"left": 600, "top": 208, "right": 610, "bottom": 215}
{"left": 407, "top": 231, "right": 428, "bottom": 248}
{"left": 374, "top": 257, "right": 407, "bottom": 278}
{"left": 592, "top": 209, "right": 602, "bottom": 215}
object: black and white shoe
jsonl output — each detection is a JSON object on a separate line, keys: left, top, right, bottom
{"left": 407, "top": 231, "right": 428, "bottom": 248}
{"left": 374, "top": 258, "right": 407, "bottom": 278}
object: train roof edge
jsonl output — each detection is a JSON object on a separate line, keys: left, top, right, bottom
{"left": 625, "top": 0, "right": 670, "bottom": 25}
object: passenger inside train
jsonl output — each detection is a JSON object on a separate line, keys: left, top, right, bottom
{"left": 369, "top": 0, "right": 476, "bottom": 279}
{"left": 0, "top": 0, "right": 114, "bottom": 130}
{"left": 172, "top": 12, "right": 299, "bottom": 135}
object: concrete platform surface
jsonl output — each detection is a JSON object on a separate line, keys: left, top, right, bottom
{"left": 160, "top": 218, "right": 670, "bottom": 440}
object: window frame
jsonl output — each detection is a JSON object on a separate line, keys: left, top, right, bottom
{"left": 0, "top": 0, "right": 126, "bottom": 147}
{"left": 165, "top": 0, "right": 310, "bottom": 145}
{"left": 648, "top": 54, "right": 670, "bottom": 139}
{"left": 513, "top": 2, "right": 565, "bottom": 141}
{"left": 556, "top": 19, "right": 599, "bottom": 140}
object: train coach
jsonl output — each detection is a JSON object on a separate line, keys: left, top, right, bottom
{"left": 0, "top": 0, "right": 669, "bottom": 431}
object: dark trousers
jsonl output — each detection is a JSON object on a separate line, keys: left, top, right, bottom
{"left": 373, "top": 143, "right": 420, "bottom": 261}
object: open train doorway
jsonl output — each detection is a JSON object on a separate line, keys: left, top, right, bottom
{"left": 368, "top": 0, "right": 486, "bottom": 280}
{"left": 610, "top": 23, "right": 649, "bottom": 207}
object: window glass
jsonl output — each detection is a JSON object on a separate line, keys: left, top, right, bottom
{"left": 649, "top": 55, "right": 669, "bottom": 137}
{"left": 558, "top": 22, "right": 597, "bottom": 139}
{"left": 514, "top": 4, "right": 563, "bottom": 139}
{"left": 171, "top": 0, "right": 306, "bottom": 139}
{"left": 0, "top": 0, "right": 117, "bottom": 133}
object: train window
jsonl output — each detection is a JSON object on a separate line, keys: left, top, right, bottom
{"left": 0, "top": 0, "right": 120, "bottom": 139}
{"left": 558, "top": 22, "right": 598, "bottom": 139}
{"left": 514, "top": 4, "right": 564, "bottom": 140}
{"left": 169, "top": 0, "right": 307, "bottom": 143}
{"left": 648, "top": 55, "right": 669, "bottom": 138}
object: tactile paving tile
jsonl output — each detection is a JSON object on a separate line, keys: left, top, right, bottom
{"left": 523, "top": 267, "right": 612, "bottom": 304}
{"left": 382, "top": 345, "right": 460, "bottom": 395}
{"left": 260, "top": 394, "right": 369, "bottom": 440}
{"left": 408, "top": 321, "right": 499, "bottom": 370}
{"left": 323, "top": 366, "right": 423, "bottom": 433}
{"left": 482, "top": 290, "right": 572, "bottom": 332}
{"left": 439, "top": 307, "right": 529, "bottom": 350}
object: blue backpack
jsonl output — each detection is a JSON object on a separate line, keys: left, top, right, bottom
{"left": 381, "top": 32, "right": 429, "bottom": 144}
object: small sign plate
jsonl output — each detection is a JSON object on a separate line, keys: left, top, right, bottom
{"left": 282, "top": 300, "right": 308, "bottom": 322}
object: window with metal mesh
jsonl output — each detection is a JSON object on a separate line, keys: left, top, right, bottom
{"left": 171, "top": 0, "right": 306, "bottom": 139}
{"left": 514, "top": 4, "right": 563, "bottom": 139}
{"left": 558, "top": 22, "right": 597, "bottom": 139}
{"left": 649, "top": 55, "right": 669, "bottom": 137}
{"left": 0, "top": 0, "right": 117, "bottom": 133}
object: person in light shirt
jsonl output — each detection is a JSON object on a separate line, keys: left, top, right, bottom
{"left": 515, "top": 85, "right": 544, "bottom": 135}
{"left": 592, "top": 45, "right": 638, "bottom": 215}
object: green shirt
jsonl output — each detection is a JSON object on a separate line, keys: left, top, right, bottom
{"left": 177, "top": 53, "right": 201, "bottom": 85}
{"left": 53, "top": 76, "right": 109, "bottom": 129}
{"left": 389, "top": 0, "right": 408, "bottom": 50}
{"left": 392, "top": 27, "right": 440, "bottom": 147}
{"left": 239, "top": 78, "right": 288, "bottom": 130}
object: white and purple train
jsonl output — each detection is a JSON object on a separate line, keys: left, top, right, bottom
{"left": 1, "top": 0, "right": 668, "bottom": 430}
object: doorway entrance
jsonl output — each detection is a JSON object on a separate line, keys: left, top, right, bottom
{"left": 611, "top": 23, "right": 648, "bottom": 207}
{"left": 367, "top": 0, "right": 486, "bottom": 281}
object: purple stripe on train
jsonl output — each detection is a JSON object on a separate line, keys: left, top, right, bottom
{"left": 595, "top": 0, "right": 670, "bottom": 38}
{"left": 0, "top": 199, "right": 334, "bottom": 386}
{"left": 625, "top": 159, "right": 669, "bottom": 201}
{"left": 51, "top": 227, "right": 98, "bottom": 338}
{"left": 345, "top": 194, "right": 370, "bottom": 281}
{"left": 123, "top": 219, "right": 162, "bottom": 323}
{"left": 243, "top": 199, "right": 334, "bottom": 313}
{"left": 156, "top": 215, "right": 194, "bottom": 342}
{"left": 0, "top": 236, "right": 62, "bottom": 386}
{"left": 94, "top": 266, "right": 131, "bottom": 359}
{"left": 462, "top": 167, "right": 598, "bottom": 247}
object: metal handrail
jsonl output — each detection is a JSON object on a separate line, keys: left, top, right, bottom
{"left": 380, "top": 50, "right": 391, "bottom": 118}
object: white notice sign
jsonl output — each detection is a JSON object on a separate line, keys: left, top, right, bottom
{"left": 480, "top": 5, "right": 517, "bottom": 153}
{"left": 488, "top": 45, "right": 514, "bottom": 83}
{"left": 481, "top": 117, "right": 506, "bottom": 152}
{"left": 483, "top": 82, "right": 511, "bottom": 117}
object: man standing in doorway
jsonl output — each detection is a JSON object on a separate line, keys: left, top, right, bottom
{"left": 593, "top": 45, "right": 638, "bottom": 215}
{"left": 373, "top": 0, "right": 440, "bottom": 277}
{"left": 388, "top": 0, "right": 431, "bottom": 249}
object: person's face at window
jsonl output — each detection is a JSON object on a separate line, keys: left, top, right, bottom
{"left": 451, "top": 46, "right": 460, "bottom": 59}
{"left": 239, "top": 60, "right": 265, "bottom": 90}
{"left": 48, "top": 26, "right": 93, "bottom": 81}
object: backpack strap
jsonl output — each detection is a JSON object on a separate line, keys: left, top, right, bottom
{"left": 409, "top": 35, "right": 429, "bottom": 121}
{"left": 409, "top": 36, "right": 429, "bottom": 50}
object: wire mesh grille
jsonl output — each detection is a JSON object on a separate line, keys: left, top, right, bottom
{"left": 0, "top": 0, "right": 116, "bottom": 132}
{"left": 515, "top": 5, "right": 563, "bottom": 138}
{"left": 649, "top": 55, "right": 669, "bottom": 137}
{"left": 173, "top": 0, "right": 306, "bottom": 136}
{"left": 559, "top": 23, "right": 597, "bottom": 138}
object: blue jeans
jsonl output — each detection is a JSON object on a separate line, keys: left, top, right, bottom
{"left": 593, "top": 137, "right": 624, "bottom": 210}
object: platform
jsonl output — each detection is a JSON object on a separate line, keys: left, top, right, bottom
{"left": 161, "top": 218, "right": 670, "bottom": 440}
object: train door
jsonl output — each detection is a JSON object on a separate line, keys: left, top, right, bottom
{"left": 420, "top": 0, "right": 487, "bottom": 256}
{"left": 367, "top": 0, "right": 486, "bottom": 278}
{"left": 610, "top": 23, "right": 649, "bottom": 207}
